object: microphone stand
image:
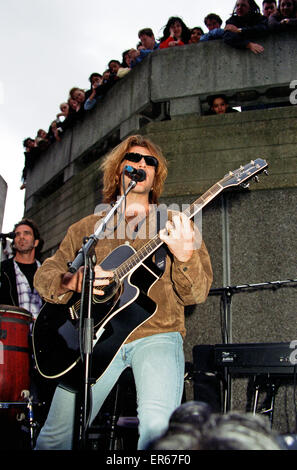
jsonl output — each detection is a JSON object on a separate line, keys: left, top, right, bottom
{"left": 0, "top": 234, "right": 8, "bottom": 288}
{"left": 0, "top": 233, "right": 16, "bottom": 287}
{"left": 68, "top": 179, "right": 137, "bottom": 450}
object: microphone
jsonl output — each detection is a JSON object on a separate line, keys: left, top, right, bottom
{"left": 0, "top": 232, "right": 15, "bottom": 239}
{"left": 124, "top": 165, "right": 146, "bottom": 182}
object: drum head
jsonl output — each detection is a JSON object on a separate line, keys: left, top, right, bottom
{"left": 0, "top": 305, "right": 32, "bottom": 320}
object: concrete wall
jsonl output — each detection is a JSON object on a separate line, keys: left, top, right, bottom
{"left": 141, "top": 109, "right": 296, "bottom": 431}
{"left": 24, "top": 33, "right": 297, "bottom": 433}
{"left": 26, "top": 105, "right": 297, "bottom": 256}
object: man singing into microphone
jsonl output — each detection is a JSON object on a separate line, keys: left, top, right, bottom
{"left": 34, "top": 134, "right": 213, "bottom": 450}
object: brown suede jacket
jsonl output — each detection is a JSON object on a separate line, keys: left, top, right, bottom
{"left": 34, "top": 210, "right": 213, "bottom": 343}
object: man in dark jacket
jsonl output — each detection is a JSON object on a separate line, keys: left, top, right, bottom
{"left": 223, "top": 0, "right": 269, "bottom": 53}
{"left": 0, "top": 218, "right": 43, "bottom": 318}
{"left": 0, "top": 218, "right": 54, "bottom": 448}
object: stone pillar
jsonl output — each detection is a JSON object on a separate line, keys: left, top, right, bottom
{"left": 0, "top": 175, "right": 7, "bottom": 230}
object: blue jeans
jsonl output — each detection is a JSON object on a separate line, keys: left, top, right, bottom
{"left": 35, "top": 332, "right": 185, "bottom": 450}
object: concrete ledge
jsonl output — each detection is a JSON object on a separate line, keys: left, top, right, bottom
{"left": 169, "top": 96, "right": 202, "bottom": 117}
{"left": 151, "top": 32, "right": 297, "bottom": 102}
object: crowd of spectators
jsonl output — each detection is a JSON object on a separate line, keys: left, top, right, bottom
{"left": 21, "top": 0, "right": 297, "bottom": 189}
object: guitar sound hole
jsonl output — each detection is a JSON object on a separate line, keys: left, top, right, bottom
{"left": 92, "top": 276, "right": 121, "bottom": 304}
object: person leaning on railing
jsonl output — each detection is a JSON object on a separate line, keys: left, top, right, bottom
{"left": 223, "top": 0, "right": 269, "bottom": 54}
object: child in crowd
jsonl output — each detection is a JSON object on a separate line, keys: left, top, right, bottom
{"left": 205, "top": 94, "right": 239, "bottom": 115}
{"left": 189, "top": 27, "right": 204, "bottom": 43}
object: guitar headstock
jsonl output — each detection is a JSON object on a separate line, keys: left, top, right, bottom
{"left": 221, "top": 158, "right": 268, "bottom": 189}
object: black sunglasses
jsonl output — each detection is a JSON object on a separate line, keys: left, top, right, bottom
{"left": 123, "top": 152, "right": 159, "bottom": 168}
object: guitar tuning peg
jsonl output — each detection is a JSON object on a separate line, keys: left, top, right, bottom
{"left": 254, "top": 176, "right": 259, "bottom": 183}
{"left": 264, "top": 170, "right": 269, "bottom": 176}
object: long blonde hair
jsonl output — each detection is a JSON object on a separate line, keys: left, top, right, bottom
{"left": 100, "top": 135, "right": 168, "bottom": 204}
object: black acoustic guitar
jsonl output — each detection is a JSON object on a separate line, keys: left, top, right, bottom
{"left": 32, "top": 159, "right": 268, "bottom": 385}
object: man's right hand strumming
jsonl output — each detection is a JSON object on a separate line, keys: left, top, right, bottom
{"left": 59, "top": 265, "right": 114, "bottom": 296}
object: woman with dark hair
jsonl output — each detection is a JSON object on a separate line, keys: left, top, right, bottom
{"left": 159, "top": 16, "right": 191, "bottom": 48}
{"left": 223, "top": 0, "right": 269, "bottom": 53}
{"left": 268, "top": 0, "right": 297, "bottom": 30}
{"left": 233, "top": 0, "right": 262, "bottom": 15}
{"left": 189, "top": 27, "right": 204, "bottom": 43}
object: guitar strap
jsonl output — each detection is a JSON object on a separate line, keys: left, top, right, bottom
{"left": 153, "top": 205, "right": 168, "bottom": 276}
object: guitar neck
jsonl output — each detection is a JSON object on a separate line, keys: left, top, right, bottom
{"left": 183, "top": 182, "right": 223, "bottom": 219}
{"left": 115, "top": 181, "right": 224, "bottom": 281}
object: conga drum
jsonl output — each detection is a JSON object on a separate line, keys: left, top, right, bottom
{"left": 0, "top": 305, "right": 32, "bottom": 419}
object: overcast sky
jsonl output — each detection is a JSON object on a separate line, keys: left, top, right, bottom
{"left": 0, "top": 0, "right": 238, "bottom": 232}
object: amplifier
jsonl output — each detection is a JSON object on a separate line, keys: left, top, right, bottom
{"left": 214, "top": 342, "right": 297, "bottom": 375}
